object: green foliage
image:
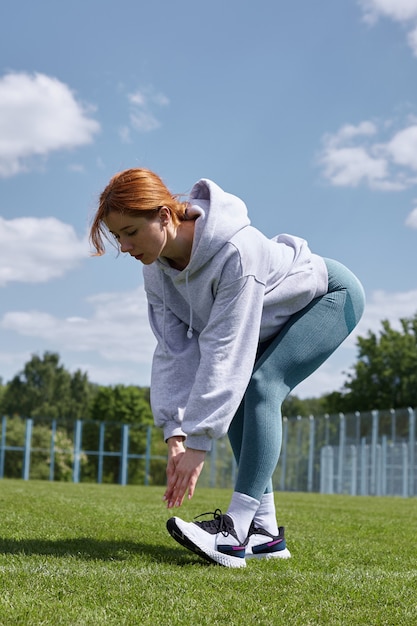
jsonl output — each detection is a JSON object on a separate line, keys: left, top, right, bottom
{"left": 83, "top": 385, "right": 156, "bottom": 483}
{"left": 88, "top": 384, "right": 152, "bottom": 425}
{"left": 336, "top": 314, "right": 417, "bottom": 412}
{"left": 1, "top": 352, "right": 94, "bottom": 420}
{"left": 1, "top": 416, "right": 88, "bottom": 481}
{"left": 0, "top": 481, "right": 416, "bottom": 625}
{"left": 51, "top": 429, "right": 88, "bottom": 482}
{"left": 282, "top": 394, "right": 328, "bottom": 417}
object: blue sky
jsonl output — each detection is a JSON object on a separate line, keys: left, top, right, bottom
{"left": 1, "top": 0, "right": 417, "bottom": 398}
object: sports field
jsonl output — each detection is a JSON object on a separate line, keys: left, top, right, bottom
{"left": 0, "top": 480, "right": 416, "bottom": 625}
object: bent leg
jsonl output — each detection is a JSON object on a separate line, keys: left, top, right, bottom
{"left": 230, "top": 259, "right": 365, "bottom": 500}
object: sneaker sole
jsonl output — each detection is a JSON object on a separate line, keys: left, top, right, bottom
{"left": 166, "top": 518, "right": 247, "bottom": 568}
{"left": 246, "top": 548, "right": 292, "bottom": 560}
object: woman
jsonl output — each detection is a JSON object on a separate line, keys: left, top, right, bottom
{"left": 90, "top": 167, "right": 365, "bottom": 568}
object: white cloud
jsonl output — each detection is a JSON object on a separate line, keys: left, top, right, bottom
{"left": 359, "top": 0, "right": 417, "bottom": 23}
{"left": 407, "top": 23, "right": 417, "bottom": 52}
{"left": 126, "top": 86, "right": 169, "bottom": 134}
{"left": 353, "top": 287, "right": 417, "bottom": 341}
{"left": 319, "top": 145, "right": 388, "bottom": 188}
{"left": 405, "top": 206, "right": 417, "bottom": 227}
{"left": 0, "top": 287, "right": 156, "bottom": 366}
{"left": 318, "top": 119, "right": 417, "bottom": 192}
{"left": 358, "top": 0, "right": 417, "bottom": 55}
{"left": 0, "top": 217, "right": 88, "bottom": 286}
{"left": 385, "top": 125, "right": 417, "bottom": 169}
{"left": 0, "top": 71, "right": 100, "bottom": 177}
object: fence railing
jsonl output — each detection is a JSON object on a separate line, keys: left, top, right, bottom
{"left": 1, "top": 407, "right": 416, "bottom": 497}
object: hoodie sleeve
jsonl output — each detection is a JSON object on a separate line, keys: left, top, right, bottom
{"left": 181, "top": 271, "right": 266, "bottom": 450}
{"left": 146, "top": 256, "right": 267, "bottom": 450}
{"left": 146, "top": 286, "right": 202, "bottom": 442}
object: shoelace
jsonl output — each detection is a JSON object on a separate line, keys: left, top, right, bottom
{"left": 194, "top": 508, "right": 233, "bottom": 537}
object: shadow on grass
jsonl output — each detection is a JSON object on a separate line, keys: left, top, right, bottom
{"left": 0, "top": 537, "right": 209, "bottom": 567}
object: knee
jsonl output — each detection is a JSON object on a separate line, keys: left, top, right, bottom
{"left": 246, "top": 369, "right": 287, "bottom": 405}
{"left": 346, "top": 278, "right": 366, "bottom": 332}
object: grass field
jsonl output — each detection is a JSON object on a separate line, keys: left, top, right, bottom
{"left": 0, "top": 480, "right": 416, "bottom": 625}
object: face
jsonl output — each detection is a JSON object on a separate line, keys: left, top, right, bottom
{"left": 105, "top": 210, "right": 168, "bottom": 265}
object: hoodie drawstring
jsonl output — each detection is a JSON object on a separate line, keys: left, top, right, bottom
{"left": 185, "top": 270, "right": 194, "bottom": 339}
{"left": 161, "top": 272, "right": 167, "bottom": 351}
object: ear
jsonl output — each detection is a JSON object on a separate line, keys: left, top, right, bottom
{"left": 159, "top": 206, "right": 171, "bottom": 225}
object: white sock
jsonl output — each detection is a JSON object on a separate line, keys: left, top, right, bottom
{"left": 226, "top": 492, "right": 260, "bottom": 543}
{"left": 252, "top": 492, "right": 279, "bottom": 536}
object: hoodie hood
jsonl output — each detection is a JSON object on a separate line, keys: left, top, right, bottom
{"left": 184, "top": 179, "right": 251, "bottom": 275}
{"left": 149, "top": 179, "right": 251, "bottom": 340}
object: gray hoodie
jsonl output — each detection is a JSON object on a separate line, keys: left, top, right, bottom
{"left": 143, "top": 179, "right": 328, "bottom": 451}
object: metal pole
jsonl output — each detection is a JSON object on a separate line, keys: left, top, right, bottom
{"left": 119, "top": 424, "right": 129, "bottom": 486}
{"left": 350, "top": 444, "right": 357, "bottom": 496}
{"left": 408, "top": 407, "right": 415, "bottom": 497}
{"left": 23, "top": 418, "right": 33, "bottom": 481}
{"left": 370, "top": 410, "right": 379, "bottom": 496}
{"left": 72, "top": 420, "right": 83, "bottom": 483}
{"left": 337, "top": 413, "right": 345, "bottom": 494}
{"left": 0, "top": 416, "right": 6, "bottom": 479}
{"left": 98, "top": 422, "right": 105, "bottom": 484}
{"left": 307, "top": 415, "right": 315, "bottom": 492}
{"left": 49, "top": 419, "right": 57, "bottom": 481}
{"left": 144, "top": 425, "right": 152, "bottom": 486}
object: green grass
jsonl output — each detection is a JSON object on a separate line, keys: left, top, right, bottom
{"left": 0, "top": 480, "right": 416, "bottom": 625}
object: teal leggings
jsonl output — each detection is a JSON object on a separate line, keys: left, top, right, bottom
{"left": 227, "top": 258, "right": 365, "bottom": 500}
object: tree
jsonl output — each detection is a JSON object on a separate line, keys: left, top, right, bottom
{"left": 282, "top": 394, "right": 328, "bottom": 418}
{"left": 88, "top": 384, "right": 153, "bottom": 425}
{"left": 335, "top": 314, "right": 417, "bottom": 411}
{"left": 1, "top": 352, "right": 94, "bottom": 420}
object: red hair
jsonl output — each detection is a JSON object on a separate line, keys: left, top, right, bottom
{"left": 90, "top": 168, "right": 187, "bottom": 255}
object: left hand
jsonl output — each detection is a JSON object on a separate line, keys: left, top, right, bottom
{"left": 164, "top": 446, "right": 206, "bottom": 509}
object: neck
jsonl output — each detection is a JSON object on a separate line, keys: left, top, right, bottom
{"left": 163, "top": 219, "right": 195, "bottom": 271}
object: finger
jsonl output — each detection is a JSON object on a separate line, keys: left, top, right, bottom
{"left": 168, "top": 477, "right": 188, "bottom": 508}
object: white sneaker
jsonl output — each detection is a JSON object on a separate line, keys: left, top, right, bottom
{"left": 166, "top": 509, "right": 247, "bottom": 568}
{"left": 245, "top": 523, "right": 291, "bottom": 560}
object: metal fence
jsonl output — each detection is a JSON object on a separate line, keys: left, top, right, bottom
{"left": 1, "top": 407, "right": 416, "bottom": 497}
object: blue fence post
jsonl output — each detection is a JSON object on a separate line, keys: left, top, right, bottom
{"left": 402, "top": 442, "right": 409, "bottom": 497}
{"left": 73, "top": 420, "right": 83, "bottom": 483}
{"left": 119, "top": 424, "right": 129, "bottom": 486}
{"left": 23, "top": 418, "right": 33, "bottom": 480}
{"left": 350, "top": 445, "right": 357, "bottom": 496}
{"left": 370, "top": 410, "right": 379, "bottom": 495}
{"left": 49, "top": 419, "right": 57, "bottom": 481}
{"left": 360, "top": 437, "right": 368, "bottom": 496}
{"left": 337, "top": 413, "right": 345, "bottom": 494}
{"left": 307, "top": 415, "right": 315, "bottom": 492}
{"left": 0, "top": 416, "right": 6, "bottom": 479}
{"left": 381, "top": 436, "right": 387, "bottom": 496}
{"left": 324, "top": 414, "right": 330, "bottom": 446}
{"left": 355, "top": 411, "right": 361, "bottom": 446}
{"left": 144, "top": 426, "right": 152, "bottom": 486}
{"left": 320, "top": 445, "right": 333, "bottom": 494}
{"left": 295, "top": 416, "right": 303, "bottom": 491}
{"left": 390, "top": 409, "right": 396, "bottom": 443}
{"left": 98, "top": 422, "right": 105, "bottom": 484}
{"left": 408, "top": 407, "right": 415, "bottom": 497}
